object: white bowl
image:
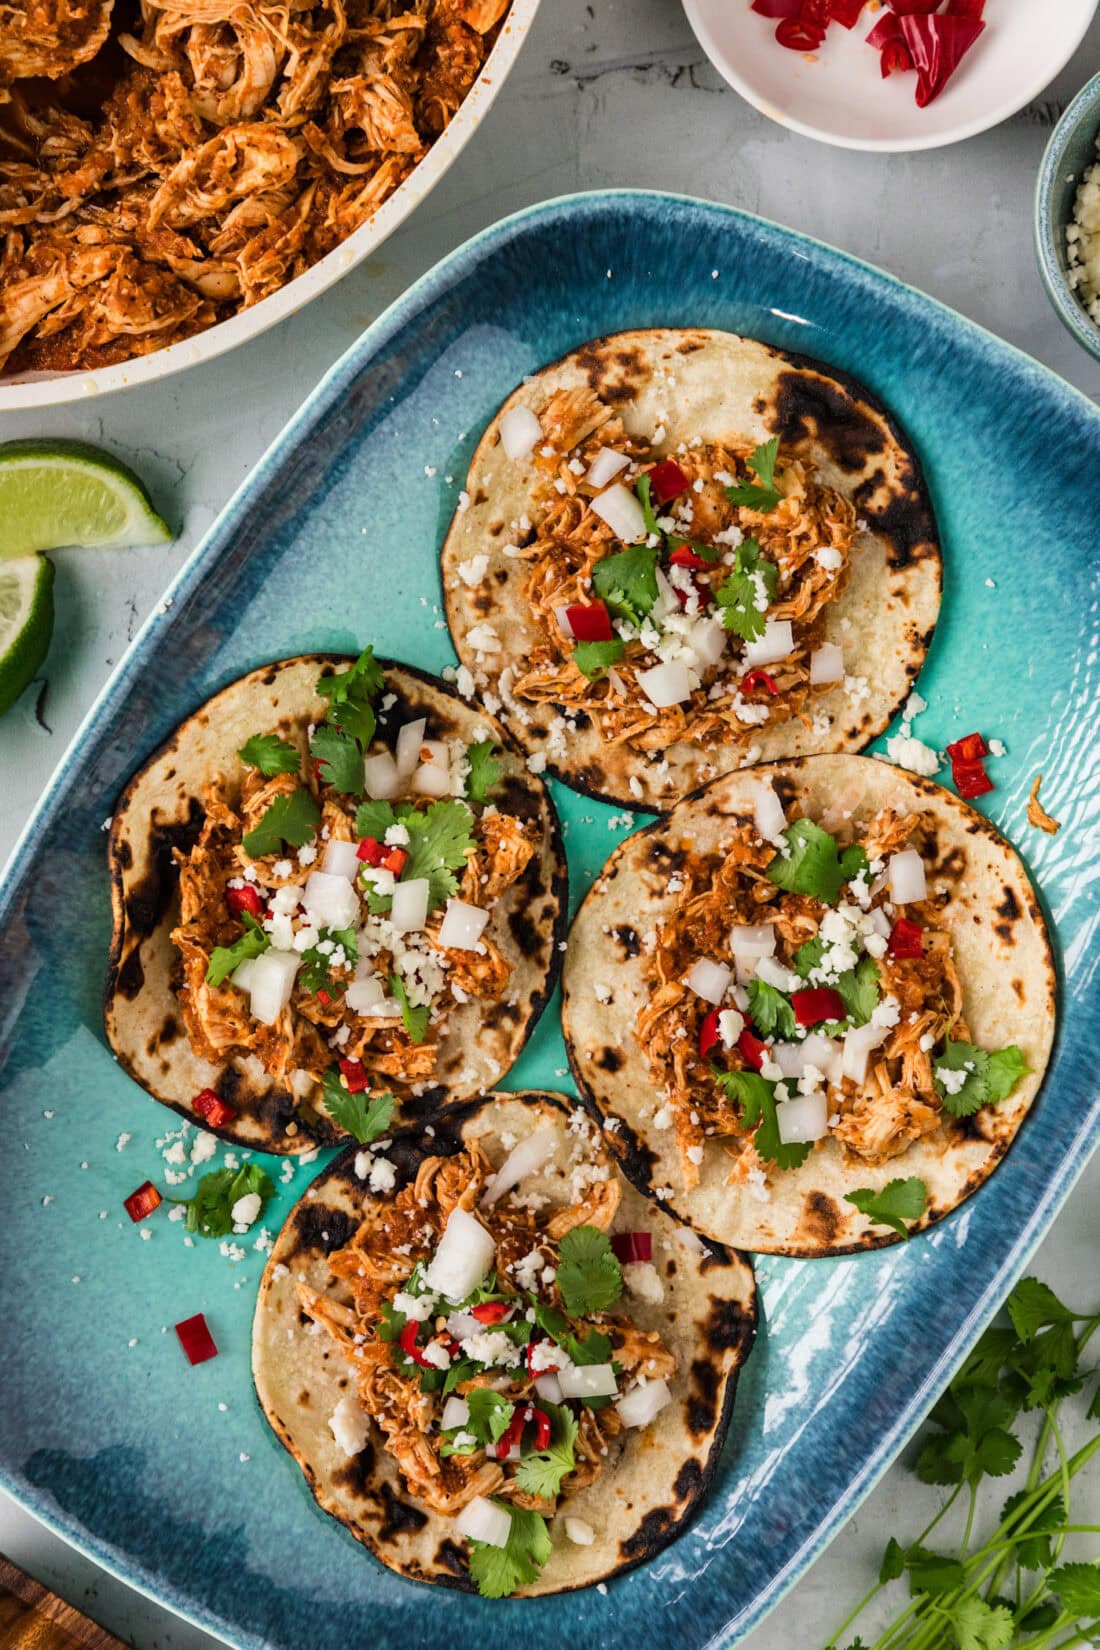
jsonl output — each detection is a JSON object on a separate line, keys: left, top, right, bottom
{"left": 0, "top": 0, "right": 539, "bottom": 411}
{"left": 683, "top": 0, "right": 1097, "bottom": 153}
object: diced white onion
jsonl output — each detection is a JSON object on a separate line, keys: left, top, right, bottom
{"left": 606, "top": 667, "right": 625, "bottom": 699}
{"left": 616, "top": 1378, "right": 672, "bottom": 1428}
{"left": 653, "top": 565, "right": 676, "bottom": 622}
{"left": 438, "top": 899, "right": 491, "bottom": 951}
{"left": 637, "top": 660, "right": 692, "bottom": 709}
{"left": 685, "top": 957, "right": 731, "bottom": 1005}
{"left": 441, "top": 1396, "right": 470, "bottom": 1430}
{"left": 412, "top": 764, "right": 451, "bottom": 798}
{"left": 800, "top": 1032, "right": 844, "bottom": 1085}
{"left": 565, "top": 1517, "right": 596, "bottom": 1546}
{"left": 755, "top": 955, "right": 798, "bottom": 992}
{"left": 744, "top": 619, "right": 794, "bottom": 668}
{"left": 445, "top": 1309, "right": 482, "bottom": 1340}
{"left": 231, "top": 958, "right": 261, "bottom": 994}
{"left": 395, "top": 718, "right": 427, "bottom": 779}
{"left": 888, "top": 849, "right": 927, "bottom": 904}
{"left": 243, "top": 951, "right": 300, "bottom": 1025}
{"left": 375, "top": 997, "right": 404, "bottom": 1018}
{"left": 322, "top": 839, "right": 359, "bottom": 880}
{"left": 363, "top": 750, "right": 399, "bottom": 800}
{"left": 303, "top": 870, "right": 360, "bottom": 931}
{"left": 456, "top": 1496, "right": 512, "bottom": 1549}
{"left": 345, "top": 974, "right": 384, "bottom": 1014}
{"left": 421, "top": 739, "right": 449, "bottom": 766}
{"left": 590, "top": 481, "right": 646, "bottom": 543}
{"left": 842, "top": 1021, "right": 890, "bottom": 1084}
{"left": 868, "top": 907, "right": 892, "bottom": 940}
{"left": 481, "top": 1123, "right": 558, "bottom": 1207}
{"left": 554, "top": 605, "right": 575, "bottom": 639}
{"left": 499, "top": 404, "right": 542, "bottom": 461}
{"left": 391, "top": 877, "right": 429, "bottom": 933}
{"left": 810, "top": 643, "right": 845, "bottom": 685}
{"left": 776, "top": 1092, "right": 829, "bottom": 1144}
{"left": 558, "top": 1363, "right": 618, "bottom": 1400}
{"left": 730, "top": 922, "right": 776, "bottom": 958}
{"left": 423, "top": 1207, "right": 495, "bottom": 1303}
{"left": 692, "top": 616, "right": 728, "bottom": 669}
{"left": 586, "top": 447, "right": 630, "bottom": 488}
{"left": 753, "top": 781, "right": 786, "bottom": 843}
{"left": 769, "top": 1041, "right": 807, "bottom": 1080}
{"left": 534, "top": 1372, "right": 564, "bottom": 1404}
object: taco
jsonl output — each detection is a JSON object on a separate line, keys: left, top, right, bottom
{"left": 562, "top": 756, "right": 1055, "bottom": 1255}
{"left": 105, "top": 651, "right": 566, "bottom": 1153}
{"left": 252, "top": 1089, "right": 755, "bottom": 1595}
{"left": 441, "top": 328, "right": 941, "bottom": 810}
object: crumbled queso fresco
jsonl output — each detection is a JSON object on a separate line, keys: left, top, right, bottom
{"left": 1066, "top": 140, "right": 1100, "bottom": 324}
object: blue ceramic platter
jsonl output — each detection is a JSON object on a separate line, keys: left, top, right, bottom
{"left": 1, "top": 191, "right": 1097, "bottom": 1650}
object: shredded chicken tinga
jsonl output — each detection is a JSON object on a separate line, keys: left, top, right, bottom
{"left": 0, "top": 0, "right": 509, "bottom": 374}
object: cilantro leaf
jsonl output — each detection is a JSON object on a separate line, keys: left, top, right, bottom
{"left": 310, "top": 724, "right": 365, "bottom": 797}
{"left": 1000, "top": 1489, "right": 1067, "bottom": 1571}
{"left": 530, "top": 1301, "right": 612, "bottom": 1369}
{"left": 1047, "top": 1562, "right": 1100, "bottom": 1620}
{"left": 915, "top": 1386, "right": 1021, "bottom": 1486}
{"left": 207, "top": 912, "right": 270, "bottom": 987}
{"left": 668, "top": 537, "right": 721, "bottom": 564}
{"left": 466, "top": 740, "right": 502, "bottom": 805}
{"left": 237, "top": 734, "right": 300, "bottom": 777}
{"left": 713, "top": 1068, "right": 812, "bottom": 1170}
{"left": 391, "top": 974, "right": 429, "bottom": 1044}
{"left": 766, "top": 818, "right": 858, "bottom": 905}
{"left": 835, "top": 955, "right": 880, "bottom": 1028}
{"left": 171, "top": 1162, "right": 275, "bottom": 1239}
{"left": 845, "top": 1178, "right": 928, "bottom": 1239}
{"left": 574, "top": 638, "right": 626, "bottom": 680}
{"left": 315, "top": 647, "right": 385, "bottom": 749}
{"left": 513, "top": 1403, "right": 578, "bottom": 1500}
{"left": 934, "top": 1041, "right": 1031, "bottom": 1117}
{"left": 592, "top": 542, "right": 660, "bottom": 626}
{"left": 950, "top": 1596, "right": 1015, "bottom": 1650}
{"left": 468, "top": 1504, "right": 552, "bottom": 1598}
{"left": 904, "top": 1544, "right": 966, "bottom": 1596}
{"left": 465, "top": 1388, "right": 514, "bottom": 1446}
{"left": 747, "top": 976, "right": 796, "bottom": 1039}
{"left": 320, "top": 1069, "right": 394, "bottom": 1143}
{"left": 879, "top": 1537, "right": 906, "bottom": 1584}
{"left": 726, "top": 438, "right": 783, "bottom": 513}
{"left": 402, "top": 800, "right": 475, "bottom": 913}
{"left": 556, "top": 1225, "right": 623, "bottom": 1316}
{"left": 634, "top": 472, "right": 661, "bottom": 539}
{"left": 355, "top": 799, "right": 404, "bottom": 840}
{"left": 298, "top": 927, "right": 358, "bottom": 997}
{"left": 714, "top": 537, "right": 779, "bottom": 641}
{"left": 242, "top": 786, "right": 321, "bottom": 858}
{"left": 1007, "top": 1277, "right": 1075, "bottom": 1343}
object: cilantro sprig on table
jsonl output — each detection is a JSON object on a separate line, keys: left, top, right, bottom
{"left": 725, "top": 437, "right": 783, "bottom": 514}
{"left": 823, "top": 1276, "right": 1100, "bottom": 1650}
{"left": 171, "top": 1162, "right": 275, "bottom": 1239}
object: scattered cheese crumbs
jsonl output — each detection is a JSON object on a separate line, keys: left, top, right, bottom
{"left": 622, "top": 1261, "right": 665, "bottom": 1304}
{"left": 566, "top": 1518, "right": 596, "bottom": 1546}
{"left": 231, "top": 1191, "right": 262, "bottom": 1229}
{"left": 115, "top": 1132, "right": 132, "bottom": 1151}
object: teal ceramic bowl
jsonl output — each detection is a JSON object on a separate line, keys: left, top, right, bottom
{"left": 1035, "top": 70, "right": 1100, "bottom": 359}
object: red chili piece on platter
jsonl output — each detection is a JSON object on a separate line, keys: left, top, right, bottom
{"left": 611, "top": 1231, "right": 653, "bottom": 1264}
{"left": 791, "top": 987, "right": 845, "bottom": 1027}
{"left": 945, "top": 731, "right": 988, "bottom": 762}
{"left": 123, "top": 1181, "right": 161, "bottom": 1223}
{"left": 193, "top": 1087, "right": 237, "bottom": 1129}
{"left": 175, "top": 1313, "right": 218, "bottom": 1366}
{"left": 566, "top": 602, "right": 614, "bottom": 643}
{"left": 338, "top": 1057, "right": 369, "bottom": 1093}
{"left": 952, "top": 760, "right": 995, "bottom": 800}
{"left": 647, "top": 460, "right": 689, "bottom": 504}
{"left": 226, "top": 884, "right": 264, "bottom": 919}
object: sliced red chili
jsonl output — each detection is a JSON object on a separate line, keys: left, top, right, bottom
{"left": 750, "top": 0, "right": 800, "bottom": 14}
{"left": 491, "top": 1404, "right": 526, "bottom": 1460}
{"left": 193, "top": 1087, "right": 237, "bottom": 1129}
{"left": 611, "top": 1231, "right": 653, "bottom": 1264}
{"left": 566, "top": 601, "right": 614, "bottom": 643}
{"left": 738, "top": 1027, "right": 768, "bottom": 1071}
{"left": 791, "top": 987, "right": 845, "bottom": 1027}
{"left": 123, "top": 1180, "right": 161, "bottom": 1223}
{"left": 382, "top": 846, "right": 408, "bottom": 875}
{"left": 175, "top": 1313, "right": 218, "bottom": 1366}
{"left": 742, "top": 669, "right": 779, "bottom": 696}
{"left": 356, "top": 837, "right": 386, "bottom": 865}
{"left": 525, "top": 1337, "right": 560, "bottom": 1376}
{"left": 530, "top": 1405, "right": 552, "bottom": 1452}
{"left": 945, "top": 731, "right": 988, "bottom": 762}
{"left": 952, "top": 759, "right": 994, "bottom": 800}
{"left": 673, "top": 572, "right": 713, "bottom": 610}
{"left": 226, "top": 883, "right": 264, "bottom": 919}
{"left": 888, "top": 917, "right": 925, "bottom": 960}
{"left": 338, "top": 1057, "right": 369, "bottom": 1094}
{"left": 317, "top": 988, "right": 333, "bottom": 1007}
{"left": 879, "top": 37, "right": 913, "bottom": 75}
{"left": 698, "top": 1007, "right": 721, "bottom": 1059}
{"left": 398, "top": 1320, "right": 433, "bottom": 1369}
{"left": 669, "top": 544, "right": 711, "bottom": 571}
{"left": 647, "top": 459, "right": 689, "bottom": 504}
{"left": 775, "top": 16, "right": 825, "bottom": 48}
{"left": 827, "top": 0, "right": 867, "bottom": 25}
{"left": 470, "top": 1301, "right": 511, "bottom": 1324}
{"left": 896, "top": 13, "right": 985, "bottom": 106}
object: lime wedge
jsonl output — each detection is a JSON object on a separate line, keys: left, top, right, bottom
{"left": 0, "top": 439, "right": 172, "bottom": 558}
{"left": 0, "top": 555, "right": 55, "bottom": 716}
